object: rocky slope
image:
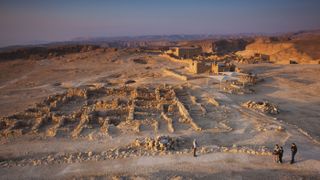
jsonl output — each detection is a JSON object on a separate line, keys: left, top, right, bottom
{"left": 0, "top": 44, "right": 101, "bottom": 61}
{"left": 236, "top": 31, "right": 320, "bottom": 64}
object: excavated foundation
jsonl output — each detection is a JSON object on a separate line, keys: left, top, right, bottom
{"left": 0, "top": 84, "right": 214, "bottom": 139}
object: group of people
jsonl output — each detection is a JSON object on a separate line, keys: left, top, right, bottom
{"left": 192, "top": 139, "right": 298, "bottom": 164}
{"left": 273, "top": 143, "right": 298, "bottom": 164}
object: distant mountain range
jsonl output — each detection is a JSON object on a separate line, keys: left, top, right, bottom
{"left": 1, "top": 29, "right": 319, "bottom": 52}
{"left": 70, "top": 33, "right": 265, "bottom": 42}
{"left": 69, "top": 29, "right": 320, "bottom": 43}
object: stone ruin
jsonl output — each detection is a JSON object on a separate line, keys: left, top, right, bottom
{"left": 242, "top": 100, "right": 280, "bottom": 115}
{"left": 235, "top": 53, "right": 271, "bottom": 64}
{"left": 0, "top": 84, "right": 205, "bottom": 139}
{"left": 223, "top": 73, "right": 263, "bottom": 95}
{"left": 189, "top": 61, "right": 236, "bottom": 74}
{"left": 133, "top": 135, "right": 179, "bottom": 151}
{"left": 238, "top": 73, "right": 260, "bottom": 85}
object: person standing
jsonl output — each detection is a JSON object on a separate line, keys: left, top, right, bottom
{"left": 193, "top": 139, "right": 198, "bottom": 157}
{"left": 273, "top": 144, "right": 280, "bottom": 163}
{"left": 291, "top": 143, "right": 298, "bottom": 164}
{"left": 279, "top": 146, "right": 284, "bottom": 163}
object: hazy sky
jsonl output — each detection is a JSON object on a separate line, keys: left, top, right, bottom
{"left": 1, "top": 0, "right": 320, "bottom": 47}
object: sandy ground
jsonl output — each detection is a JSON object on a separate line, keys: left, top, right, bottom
{"left": 236, "top": 64, "right": 320, "bottom": 142}
{"left": 0, "top": 49, "right": 319, "bottom": 179}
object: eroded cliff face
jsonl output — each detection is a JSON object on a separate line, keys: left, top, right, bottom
{"left": 213, "top": 39, "right": 251, "bottom": 55}
{"left": 177, "top": 39, "right": 252, "bottom": 54}
{"left": 236, "top": 38, "right": 320, "bottom": 64}
{"left": 0, "top": 45, "right": 101, "bottom": 61}
{"left": 188, "top": 40, "right": 214, "bottom": 53}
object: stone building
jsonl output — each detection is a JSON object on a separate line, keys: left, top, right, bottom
{"left": 211, "top": 62, "right": 236, "bottom": 74}
{"left": 166, "top": 47, "right": 202, "bottom": 59}
{"left": 189, "top": 61, "right": 236, "bottom": 74}
{"left": 189, "top": 61, "right": 212, "bottom": 74}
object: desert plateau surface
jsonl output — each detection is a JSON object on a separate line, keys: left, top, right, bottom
{"left": 0, "top": 31, "right": 320, "bottom": 179}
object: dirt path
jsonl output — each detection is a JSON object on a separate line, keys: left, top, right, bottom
{"left": 1, "top": 152, "right": 319, "bottom": 179}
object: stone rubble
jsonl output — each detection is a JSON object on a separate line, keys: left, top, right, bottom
{"left": 0, "top": 142, "right": 273, "bottom": 168}
{"left": 0, "top": 85, "right": 205, "bottom": 139}
{"left": 243, "top": 100, "right": 280, "bottom": 115}
{"left": 132, "top": 135, "right": 178, "bottom": 151}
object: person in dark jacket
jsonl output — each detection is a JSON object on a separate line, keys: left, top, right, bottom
{"left": 291, "top": 143, "right": 298, "bottom": 164}
{"left": 273, "top": 144, "right": 280, "bottom": 163}
{"left": 279, "top": 146, "right": 284, "bottom": 163}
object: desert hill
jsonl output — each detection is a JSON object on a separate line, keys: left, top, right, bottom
{"left": 236, "top": 30, "right": 320, "bottom": 64}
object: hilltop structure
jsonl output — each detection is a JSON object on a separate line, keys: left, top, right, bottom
{"left": 165, "top": 46, "right": 202, "bottom": 59}
{"left": 189, "top": 61, "right": 236, "bottom": 74}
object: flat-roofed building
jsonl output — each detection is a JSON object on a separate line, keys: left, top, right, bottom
{"left": 167, "top": 47, "right": 202, "bottom": 59}
{"left": 211, "top": 62, "right": 236, "bottom": 74}
{"left": 189, "top": 61, "right": 212, "bottom": 74}
{"left": 189, "top": 61, "right": 236, "bottom": 74}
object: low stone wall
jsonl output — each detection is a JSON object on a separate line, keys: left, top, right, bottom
{"left": 161, "top": 112, "right": 175, "bottom": 133}
{"left": 208, "top": 97, "right": 220, "bottom": 106}
{"left": 159, "top": 54, "right": 192, "bottom": 65}
{"left": 163, "top": 68, "right": 189, "bottom": 81}
{"left": 175, "top": 98, "right": 202, "bottom": 131}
